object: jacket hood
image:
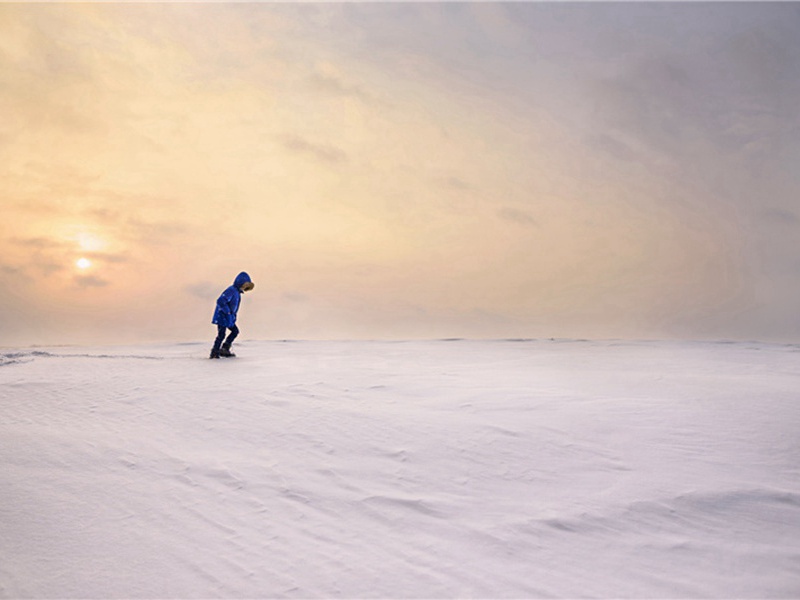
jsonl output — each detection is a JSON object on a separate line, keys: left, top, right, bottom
{"left": 233, "top": 272, "right": 252, "bottom": 289}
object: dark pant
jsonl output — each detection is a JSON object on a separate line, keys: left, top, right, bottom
{"left": 212, "top": 324, "right": 239, "bottom": 353}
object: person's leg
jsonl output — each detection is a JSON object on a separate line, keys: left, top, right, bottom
{"left": 224, "top": 324, "right": 239, "bottom": 347}
{"left": 210, "top": 324, "right": 227, "bottom": 357}
{"left": 219, "top": 325, "right": 239, "bottom": 356}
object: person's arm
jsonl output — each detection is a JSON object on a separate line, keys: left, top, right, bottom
{"left": 217, "top": 287, "right": 236, "bottom": 318}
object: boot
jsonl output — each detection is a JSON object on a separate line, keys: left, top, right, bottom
{"left": 209, "top": 348, "right": 220, "bottom": 359}
{"left": 220, "top": 344, "right": 236, "bottom": 358}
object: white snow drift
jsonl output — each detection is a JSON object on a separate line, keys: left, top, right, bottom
{"left": 1, "top": 339, "right": 799, "bottom": 598}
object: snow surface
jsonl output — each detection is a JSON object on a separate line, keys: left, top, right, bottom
{"left": 1, "top": 339, "right": 799, "bottom": 599}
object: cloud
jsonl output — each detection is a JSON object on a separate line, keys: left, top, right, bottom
{"left": 309, "top": 70, "right": 376, "bottom": 106}
{"left": 36, "top": 263, "right": 65, "bottom": 276}
{"left": 74, "top": 274, "right": 109, "bottom": 288}
{"left": 761, "top": 209, "right": 800, "bottom": 227}
{"left": 85, "top": 251, "right": 129, "bottom": 264}
{"left": 184, "top": 281, "right": 219, "bottom": 300}
{"left": 13, "top": 237, "right": 69, "bottom": 251}
{"left": 0, "top": 264, "right": 32, "bottom": 282}
{"left": 590, "top": 11, "right": 800, "bottom": 168}
{"left": 592, "top": 57, "right": 702, "bottom": 158}
{"left": 496, "top": 207, "right": 537, "bottom": 227}
{"left": 280, "top": 135, "right": 348, "bottom": 164}
{"left": 283, "top": 292, "right": 310, "bottom": 303}
{"left": 586, "top": 134, "right": 637, "bottom": 163}
{"left": 7, "top": 237, "right": 69, "bottom": 277}
{"left": 438, "top": 176, "right": 472, "bottom": 191}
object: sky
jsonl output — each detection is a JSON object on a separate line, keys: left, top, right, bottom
{"left": 1, "top": 2, "right": 799, "bottom": 346}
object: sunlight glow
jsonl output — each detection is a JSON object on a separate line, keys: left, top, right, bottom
{"left": 76, "top": 257, "right": 92, "bottom": 270}
{"left": 77, "top": 233, "right": 105, "bottom": 252}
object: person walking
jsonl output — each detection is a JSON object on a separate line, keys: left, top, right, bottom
{"left": 210, "top": 271, "right": 254, "bottom": 359}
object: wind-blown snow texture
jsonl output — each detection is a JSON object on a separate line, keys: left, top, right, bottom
{"left": 1, "top": 339, "right": 799, "bottom": 598}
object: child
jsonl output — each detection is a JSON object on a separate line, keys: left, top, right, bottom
{"left": 210, "top": 271, "right": 254, "bottom": 359}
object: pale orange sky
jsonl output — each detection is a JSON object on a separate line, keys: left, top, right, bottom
{"left": 2, "top": 3, "right": 799, "bottom": 346}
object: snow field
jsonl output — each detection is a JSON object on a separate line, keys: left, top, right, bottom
{"left": 1, "top": 340, "right": 799, "bottom": 598}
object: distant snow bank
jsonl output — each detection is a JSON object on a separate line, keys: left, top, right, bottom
{"left": 2, "top": 340, "right": 799, "bottom": 598}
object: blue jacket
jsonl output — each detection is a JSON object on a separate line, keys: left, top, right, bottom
{"left": 212, "top": 272, "right": 252, "bottom": 328}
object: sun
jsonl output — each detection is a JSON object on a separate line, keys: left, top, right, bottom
{"left": 76, "top": 257, "right": 92, "bottom": 270}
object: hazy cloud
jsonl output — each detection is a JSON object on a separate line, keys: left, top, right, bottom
{"left": 761, "top": 209, "right": 800, "bottom": 227}
{"left": 592, "top": 57, "right": 704, "bottom": 158}
{"left": 309, "top": 70, "right": 376, "bottom": 106}
{"left": 283, "top": 292, "right": 310, "bottom": 303}
{"left": 84, "top": 205, "right": 189, "bottom": 246}
{"left": 13, "top": 237, "right": 69, "bottom": 251}
{"left": 184, "top": 281, "right": 219, "bottom": 300}
{"left": 85, "top": 251, "right": 129, "bottom": 264}
{"left": 74, "top": 275, "right": 109, "bottom": 288}
{"left": 280, "top": 135, "right": 348, "bottom": 164}
{"left": 36, "top": 263, "right": 65, "bottom": 276}
{"left": 496, "top": 207, "right": 537, "bottom": 227}
{"left": 439, "top": 176, "right": 472, "bottom": 191}
{"left": 587, "top": 134, "right": 637, "bottom": 163}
